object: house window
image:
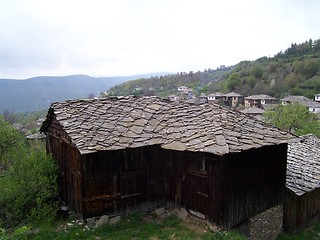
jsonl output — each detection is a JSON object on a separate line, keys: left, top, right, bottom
{"left": 123, "top": 148, "right": 144, "bottom": 171}
{"left": 189, "top": 156, "right": 208, "bottom": 178}
{"left": 190, "top": 158, "right": 205, "bottom": 171}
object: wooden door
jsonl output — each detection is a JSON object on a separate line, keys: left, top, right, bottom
{"left": 120, "top": 148, "right": 148, "bottom": 213}
{"left": 185, "top": 157, "right": 209, "bottom": 219}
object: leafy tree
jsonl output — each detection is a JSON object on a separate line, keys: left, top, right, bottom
{"left": 0, "top": 117, "right": 23, "bottom": 166}
{"left": 303, "top": 59, "right": 319, "bottom": 78}
{"left": 2, "top": 109, "right": 17, "bottom": 124}
{"left": 314, "top": 39, "right": 320, "bottom": 53}
{"left": 225, "top": 72, "right": 241, "bottom": 91}
{"left": 263, "top": 103, "right": 320, "bottom": 137}
{"left": 0, "top": 118, "right": 58, "bottom": 229}
{"left": 293, "top": 59, "right": 319, "bottom": 78}
{"left": 252, "top": 81, "right": 270, "bottom": 95}
{"left": 251, "top": 65, "right": 263, "bottom": 78}
{"left": 284, "top": 73, "right": 299, "bottom": 88}
{"left": 246, "top": 75, "right": 258, "bottom": 89}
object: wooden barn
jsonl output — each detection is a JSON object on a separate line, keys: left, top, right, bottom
{"left": 284, "top": 134, "right": 320, "bottom": 233}
{"left": 41, "top": 96, "right": 292, "bottom": 232}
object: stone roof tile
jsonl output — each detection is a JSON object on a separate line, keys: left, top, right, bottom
{"left": 286, "top": 134, "right": 320, "bottom": 196}
{"left": 44, "top": 96, "right": 293, "bottom": 155}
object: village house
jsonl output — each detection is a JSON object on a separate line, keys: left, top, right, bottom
{"left": 41, "top": 96, "right": 292, "bottom": 238}
{"left": 167, "top": 94, "right": 179, "bottom": 101}
{"left": 224, "top": 92, "right": 244, "bottom": 108}
{"left": 315, "top": 93, "right": 320, "bottom": 102}
{"left": 244, "top": 94, "right": 278, "bottom": 109}
{"left": 307, "top": 101, "right": 320, "bottom": 114}
{"left": 187, "top": 93, "right": 208, "bottom": 104}
{"left": 281, "top": 95, "right": 320, "bottom": 114}
{"left": 281, "top": 95, "right": 311, "bottom": 106}
{"left": 26, "top": 132, "right": 46, "bottom": 148}
{"left": 284, "top": 134, "right": 320, "bottom": 233}
{"left": 207, "top": 92, "right": 243, "bottom": 108}
{"left": 177, "top": 86, "right": 192, "bottom": 93}
{"left": 176, "top": 86, "right": 193, "bottom": 100}
{"left": 207, "top": 92, "right": 224, "bottom": 102}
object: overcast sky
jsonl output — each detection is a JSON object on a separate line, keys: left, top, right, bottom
{"left": 1, "top": 0, "right": 319, "bottom": 79}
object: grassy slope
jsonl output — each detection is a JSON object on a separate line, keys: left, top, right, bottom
{"left": 5, "top": 214, "right": 246, "bottom": 240}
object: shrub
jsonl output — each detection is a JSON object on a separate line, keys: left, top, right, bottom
{"left": 0, "top": 119, "right": 58, "bottom": 229}
{"left": 0, "top": 117, "right": 23, "bottom": 166}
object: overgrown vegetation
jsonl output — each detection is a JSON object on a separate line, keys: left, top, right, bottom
{"left": 0, "top": 117, "right": 58, "bottom": 229}
{"left": 107, "top": 38, "right": 320, "bottom": 99}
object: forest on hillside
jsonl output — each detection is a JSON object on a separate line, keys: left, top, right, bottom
{"left": 107, "top": 67, "right": 231, "bottom": 97}
{"left": 107, "top": 39, "right": 320, "bottom": 99}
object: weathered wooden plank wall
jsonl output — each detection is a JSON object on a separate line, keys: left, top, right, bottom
{"left": 164, "top": 150, "right": 219, "bottom": 220}
{"left": 222, "top": 144, "right": 287, "bottom": 228}
{"left": 81, "top": 146, "right": 166, "bottom": 217}
{"left": 46, "top": 115, "right": 83, "bottom": 216}
{"left": 284, "top": 188, "right": 320, "bottom": 233}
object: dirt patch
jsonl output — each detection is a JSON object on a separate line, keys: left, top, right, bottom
{"left": 181, "top": 221, "right": 208, "bottom": 235}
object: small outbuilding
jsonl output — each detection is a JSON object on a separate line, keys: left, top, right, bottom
{"left": 26, "top": 132, "right": 46, "bottom": 148}
{"left": 41, "top": 96, "right": 292, "bottom": 236}
{"left": 284, "top": 134, "right": 320, "bottom": 233}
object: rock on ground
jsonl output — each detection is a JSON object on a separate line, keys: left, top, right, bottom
{"left": 96, "top": 215, "right": 109, "bottom": 227}
{"left": 109, "top": 216, "right": 121, "bottom": 225}
{"left": 155, "top": 208, "right": 166, "bottom": 216}
{"left": 177, "top": 208, "right": 188, "bottom": 222}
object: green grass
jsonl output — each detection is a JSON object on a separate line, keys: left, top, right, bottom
{"left": 2, "top": 214, "right": 246, "bottom": 240}
{"left": 4, "top": 213, "right": 320, "bottom": 240}
{"left": 277, "top": 223, "right": 320, "bottom": 240}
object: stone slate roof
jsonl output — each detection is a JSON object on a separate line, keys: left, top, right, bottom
{"left": 44, "top": 96, "right": 292, "bottom": 155}
{"left": 306, "top": 101, "right": 320, "bottom": 109}
{"left": 281, "top": 95, "right": 311, "bottom": 104}
{"left": 286, "top": 134, "right": 320, "bottom": 196}
{"left": 26, "top": 132, "right": 46, "bottom": 140}
{"left": 280, "top": 95, "right": 320, "bottom": 109}
{"left": 245, "top": 94, "right": 277, "bottom": 100}
{"left": 208, "top": 92, "right": 224, "bottom": 97}
{"left": 225, "top": 92, "right": 243, "bottom": 97}
{"left": 241, "top": 107, "right": 265, "bottom": 114}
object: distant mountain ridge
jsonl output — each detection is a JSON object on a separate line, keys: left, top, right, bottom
{"left": 0, "top": 73, "right": 167, "bottom": 113}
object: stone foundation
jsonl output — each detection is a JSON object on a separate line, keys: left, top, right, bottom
{"left": 167, "top": 202, "right": 283, "bottom": 239}
{"left": 249, "top": 205, "right": 283, "bottom": 240}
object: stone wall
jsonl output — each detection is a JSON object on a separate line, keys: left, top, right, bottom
{"left": 249, "top": 204, "right": 283, "bottom": 240}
